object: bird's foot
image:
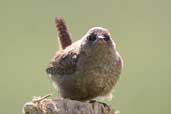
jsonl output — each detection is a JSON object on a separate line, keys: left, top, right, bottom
{"left": 89, "top": 100, "right": 108, "bottom": 107}
{"left": 89, "top": 99, "right": 97, "bottom": 103}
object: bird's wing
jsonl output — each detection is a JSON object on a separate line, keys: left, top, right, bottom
{"left": 46, "top": 49, "right": 79, "bottom": 76}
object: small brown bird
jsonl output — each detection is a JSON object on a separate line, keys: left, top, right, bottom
{"left": 46, "top": 17, "right": 123, "bottom": 101}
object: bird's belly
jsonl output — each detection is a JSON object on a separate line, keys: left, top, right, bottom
{"left": 82, "top": 65, "right": 118, "bottom": 96}
{"left": 54, "top": 63, "right": 118, "bottom": 101}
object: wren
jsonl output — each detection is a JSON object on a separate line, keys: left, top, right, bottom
{"left": 46, "top": 17, "right": 123, "bottom": 101}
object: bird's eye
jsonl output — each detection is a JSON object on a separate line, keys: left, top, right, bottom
{"left": 87, "top": 34, "right": 97, "bottom": 41}
{"left": 103, "top": 35, "right": 110, "bottom": 41}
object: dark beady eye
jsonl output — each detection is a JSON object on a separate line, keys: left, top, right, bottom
{"left": 103, "top": 34, "right": 110, "bottom": 41}
{"left": 87, "top": 34, "right": 97, "bottom": 41}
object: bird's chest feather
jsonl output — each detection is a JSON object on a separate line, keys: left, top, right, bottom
{"left": 77, "top": 49, "right": 118, "bottom": 80}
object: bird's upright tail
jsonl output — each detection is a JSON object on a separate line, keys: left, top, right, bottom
{"left": 55, "top": 17, "right": 72, "bottom": 49}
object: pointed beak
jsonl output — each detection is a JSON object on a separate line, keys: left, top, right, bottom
{"left": 97, "top": 35, "right": 105, "bottom": 44}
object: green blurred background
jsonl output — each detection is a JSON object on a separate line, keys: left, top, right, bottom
{"left": 0, "top": 0, "right": 171, "bottom": 114}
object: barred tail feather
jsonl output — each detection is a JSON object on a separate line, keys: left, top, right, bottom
{"left": 55, "top": 17, "right": 72, "bottom": 49}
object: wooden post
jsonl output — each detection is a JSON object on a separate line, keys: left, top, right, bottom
{"left": 23, "top": 95, "right": 119, "bottom": 114}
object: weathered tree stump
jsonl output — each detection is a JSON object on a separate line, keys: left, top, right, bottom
{"left": 23, "top": 95, "right": 119, "bottom": 114}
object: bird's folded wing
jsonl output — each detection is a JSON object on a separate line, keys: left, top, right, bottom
{"left": 46, "top": 50, "right": 79, "bottom": 75}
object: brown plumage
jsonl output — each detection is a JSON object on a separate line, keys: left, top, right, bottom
{"left": 55, "top": 17, "right": 72, "bottom": 49}
{"left": 46, "top": 18, "right": 123, "bottom": 101}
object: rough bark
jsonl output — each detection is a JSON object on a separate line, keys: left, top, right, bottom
{"left": 23, "top": 95, "right": 119, "bottom": 114}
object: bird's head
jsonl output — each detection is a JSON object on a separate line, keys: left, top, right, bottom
{"left": 81, "top": 27, "right": 116, "bottom": 53}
